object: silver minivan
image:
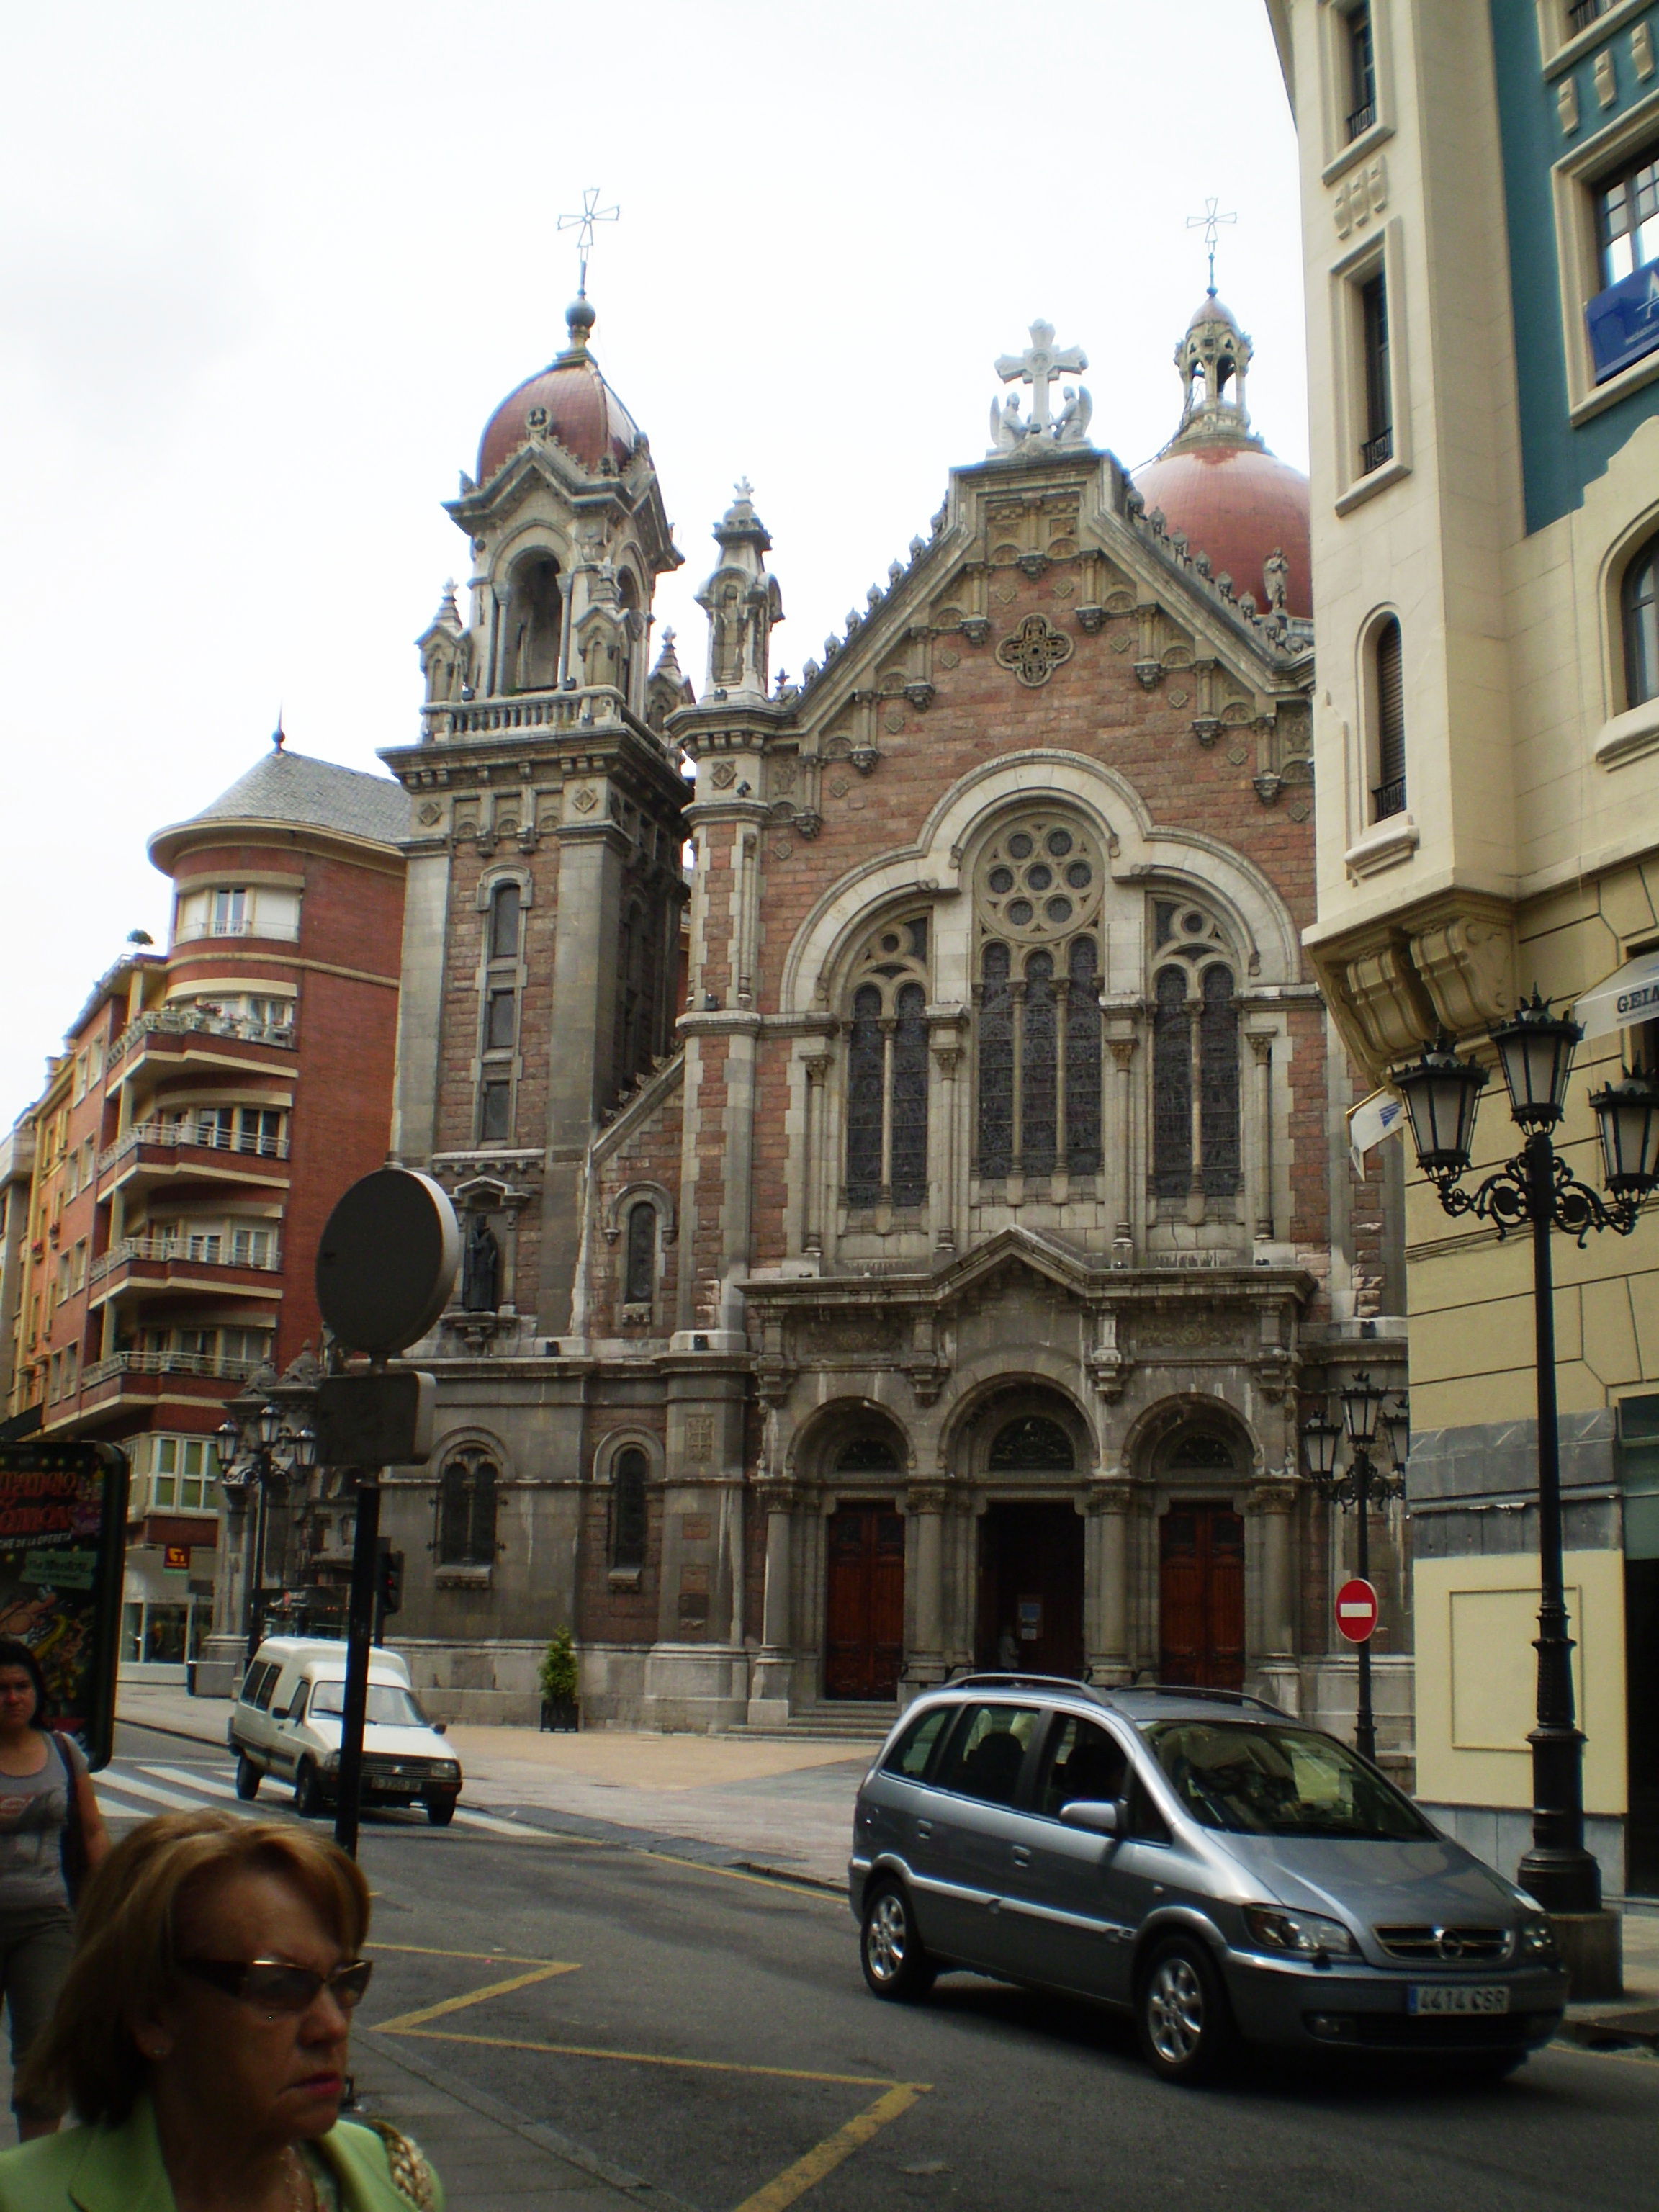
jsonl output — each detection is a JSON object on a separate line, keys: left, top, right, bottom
{"left": 228, "top": 1637, "right": 463, "bottom": 1825}
{"left": 850, "top": 1676, "right": 1569, "bottom": 2082}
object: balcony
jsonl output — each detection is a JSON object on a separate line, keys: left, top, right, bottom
{"left": 97, "top": 1120, "right": 291, "bottom": 1199}
{"left": 108, "top": 1007, "right": 296, "bottom": 1075}
{"left": 88, "top": 1235, "right": 282, "bottom": 1303}
{"left": 1569, "top": 0, "right": 1611, "bottom": 30}
{"left": 79, "top": 1348, "right": 265, "bottom": 1412}
{"left": 1360, "top": 427, "right": 1394, "bottom": 475}
{"left": 1346, "top": 99, "right": 1376, "bottom": 140}
{"left": 1372, "top": 776, "right": 1408, "bottom": 822}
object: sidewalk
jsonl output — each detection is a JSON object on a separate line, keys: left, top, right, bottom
{"left": 117, "top": 1681, "right": 877, "bottom": 1885}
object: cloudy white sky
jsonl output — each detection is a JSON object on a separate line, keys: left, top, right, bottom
{"left": 0, "top": 1, "right": 1303, "bottom": 1125}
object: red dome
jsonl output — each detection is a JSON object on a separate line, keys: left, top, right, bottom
{"left": 477, "top": 307, "right": 642, "bottom": 482}
{"left": 1133, "top": 443, "right": 1312, "bottom": 619}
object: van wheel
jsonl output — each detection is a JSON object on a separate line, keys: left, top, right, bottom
{"left": 860, "top": 1880, "right": 935, "bottom": 2002}
{"left": 1136, "top": 1937, "right": 1234, "bottom": 2085}
{"left": 234, "top": 1755, "right": 261, "bottom": 1802}
{"left": 426, "top": 1797, "right": 457, "bottom": 1827}
{"left": 294, "top": 1761, "right": 327, "bottom": 1819}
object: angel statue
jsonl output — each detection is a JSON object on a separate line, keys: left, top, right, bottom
{"left": 989, "top": 392, "right": 1030, "bottom": 455}
{"left": 1053, "top": 384, "right": 1094, "bottom": 446}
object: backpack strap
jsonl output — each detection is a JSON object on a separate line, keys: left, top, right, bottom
{"left": 361, "top": 2119, "right": 439, "bottom": 2211}
{"left": 52, "top": 1733, "right": 86, "bottom": 1904}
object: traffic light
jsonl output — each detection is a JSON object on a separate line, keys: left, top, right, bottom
{"left": 377, "top": 1542, "right": 404, "bottom": 1618}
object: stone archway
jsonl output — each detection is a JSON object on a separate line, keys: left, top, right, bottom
{"left": 971, "top": 1403, "right": 1086, "bottom": 1678}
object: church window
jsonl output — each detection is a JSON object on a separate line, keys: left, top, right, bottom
{"left": 1167, "top": 1431, "right": 1236, "bottom": 1473}
{"left": 439, "top": 1450, "right": 498, "bottom": 1567}
{"left": 478, "top": 880, "right": 524, "bottom": 1147}
{"left": 1150, "top": 903, "right": 1242, "bottom": 1204}
{"left": 485, "top": 989, "right": 516, "bottom": 1052}
{"left": 837, "top": 1436, "right": 902, "bottom": 1473}
{"left": 504, "top": 554, "right": 562, "bottom": 692}
{"left": 973, "top": 817, "right": 1104, "bottom": 1181}
{"left": 489, "top": 883, "right": 521, "bottom": 961}
{"left": 1624, "top": 529, "right": 1659, "bottom": 709}
{"left": 988, "top": 1416, "right": 1075, "bottom": 1471}
{"left": 842, "top": 916, "right": 931, "bottom": 1210}
{"left": 611, "top": 1447, "right": 649, "bottom": 1571}
{"left": 624, "top": 1200, "right": 656, "bottom": 1306}
{"left": 1370, "top": 616, "right": 1406, "bottom": 819}
{"left": 477, "top": 1080, "right": 511, "bottom": 1145}
{"left": 617, "top": 570, "right": 640, "bottom": 710}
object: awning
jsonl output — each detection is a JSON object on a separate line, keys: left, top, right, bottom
{"left": 1572, "top": 949, "right": 1659, "bottom": 1041}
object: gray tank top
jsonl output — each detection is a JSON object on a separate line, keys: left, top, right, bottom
{"left": 0, "top": 1736, "right": 81, "bottom": 1912}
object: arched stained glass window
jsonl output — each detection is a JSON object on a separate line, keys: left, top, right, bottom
{"left": 1199, "top": 963, "right": 1241, "bottom": 1195}
{"left": 836, "top": 1435, "right": 902, "bottom": 1473}
{"left": 1151, "top": 964, "right": 1192, "bottom": 1198}
{"left": 1624, "top": 530, "right": 1659, "bottom": 709}
{"left": 624, "top": 1201, "right": 656, "bottom": 1305}
{"left": 988, "top": 1416, "right": 1076, "bottom": 1470}
{"left": 611, "top": 1447, "right": 648, "bottom": 1570}
{"left": 1022, "top": 951, "right": 1058, "bottom": 1176}
{"left": 891, "top": 981, "right": 930, "bottom": 1208}
{"left": 977, "top": 941, "right": 1014, "bottom": 1178}
{"left": 439, "top": 1451, "right": 498, "bottom": 1566}
{"left": 1066, "top": 935, "right": 1102, "bottom": 1174}
{"left": 843, "top": 917, "right": 932, "bottom": 1212}
{"left": 1167, "top": 1431, "right": 1235, "bottom": 1471}
{"left": 845, "top": 984, "right": 885, "bottom": 1205}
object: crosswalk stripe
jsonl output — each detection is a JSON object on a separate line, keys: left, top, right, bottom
{"left": 96, "top": 1773, "right": 209, "bottom": 1812}
{"left": 140, "top": 1763, "right": 240, "bottom": 1800}
{"left": 450, "top": 1805, "right": 537, "bottom": 1837}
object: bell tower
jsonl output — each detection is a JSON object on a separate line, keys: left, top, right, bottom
{"left": 382, "top": 294, "right": 688, "bottom": 1343}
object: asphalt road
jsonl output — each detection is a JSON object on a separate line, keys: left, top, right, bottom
{"left": 84, "top": 1723, "right": 1659, "bottom": 2212}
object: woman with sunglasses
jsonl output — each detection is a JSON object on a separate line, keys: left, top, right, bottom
{"left": 0, "top": 1808, "right": 441, "bottom": 2211}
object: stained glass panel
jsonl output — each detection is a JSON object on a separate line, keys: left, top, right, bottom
{"left": 1022, "top": 951, "right": 1058, "bottom": 1175}
{"left": 1200, "top": 963, "right": 1241, "bottom": 1195}
{"left": 988, "top": 1416, "right": 1075, "bottom": 1470}
{"left": 837, "top": 1436, "right": 902, "bottom": 1473}
{"left": 891, "top": 981, "right": 930, "bottom": 1208}
{"left": 978, "top": 943, "right": 1013, "bottom": 1177}
{"left": 612, "top": 1447, "right": 648, "bottom": 1569}
{"left": 624, "top": 1201, "right": 655, "bottom": 1305}
{"left": 845, "top": 983, "right": 884, "bottom": 1204}
{"left": 1152, "top": 964, "right": 1192, "bottom": 1198}
{"left": 1065, "top": 936, "right": 1102, "bottom": 1174}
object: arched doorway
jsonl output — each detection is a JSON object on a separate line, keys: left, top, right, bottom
{"left": 1157, "top": 1431, "right": 1244, "bottom": 1689}
{"left": 975, "top": 1414, "right": 1084, "bottom": 1676}
{"left": 824, "top": 1436, "right": 904, "bottom": 1701}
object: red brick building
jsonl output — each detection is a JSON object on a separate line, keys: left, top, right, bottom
{"left": 382, "top": 294, "right": 1408, "bottom": 1747}
{"left": 6, "top": 746, "right": 407, "bottom": 1668}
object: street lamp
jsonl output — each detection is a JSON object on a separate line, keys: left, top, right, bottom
{"left": 1394, "top": 999, "right": 1659, "bottom": 1916}
{"left": 216, "top": 1376, "right": 320, "bottom": 1663}
{"left": 1300, "top": 1372, "right": 1405, "bottom": 1765}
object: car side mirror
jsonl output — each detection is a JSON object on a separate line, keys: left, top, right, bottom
{"left": 1060, "top": 1798, "right": 1120, "bottom": 1835}
{"left": 433, "top": 1721, "right": 447, "bottom": 1735}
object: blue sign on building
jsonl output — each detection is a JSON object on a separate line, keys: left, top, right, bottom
{"left": 1587, "top": 261, "right": 1659, "bottom": 384}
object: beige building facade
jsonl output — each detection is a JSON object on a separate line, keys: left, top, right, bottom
{"left": 1267, "top": 0, "right": 1659, "bottom": 1892}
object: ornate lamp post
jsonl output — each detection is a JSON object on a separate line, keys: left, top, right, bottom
{"left": 1301, "top": 1372, "right": 1406, "bottom": 1766}
{"left": 1394, "top": 997, "right": 1659, "bottom": 1915}
{"left": 213, "top": 1377, "right": 318, "bottom": 1664}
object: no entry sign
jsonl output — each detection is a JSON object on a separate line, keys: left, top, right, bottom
{"left": 1336, "top": 1577, "right": 1380, "bottom": 1644}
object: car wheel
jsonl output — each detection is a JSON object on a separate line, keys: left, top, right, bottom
{"left": 294, "top": 1760, "right": 327, "bottom": 1819}
{"left": 234, "top": 1754, "right": 261, "bottom": 1802}
{"left": 425, "top": 1797, "right": 457, "bottom": 1827}
{"left": 1137, "top": 1937, "right": 1233, "bottom": 2084}
{"left": 860, "top": 1880, "right": 936, "bottom": 2002}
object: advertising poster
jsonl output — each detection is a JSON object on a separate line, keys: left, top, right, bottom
{"left": 0, "top": 1442, "right": 128, "bottom": 1769}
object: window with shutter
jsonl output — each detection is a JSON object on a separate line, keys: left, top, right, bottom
{"left": 1373, "top": 617, "right": 1406, "bottom": 819}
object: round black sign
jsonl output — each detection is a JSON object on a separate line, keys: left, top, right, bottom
{"left": 314, "top": 1169, "right": 460, "bottom": 1355}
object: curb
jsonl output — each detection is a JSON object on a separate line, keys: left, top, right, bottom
{"left": 1556, "top": 2011, "right": 1659, "bottom": 2053}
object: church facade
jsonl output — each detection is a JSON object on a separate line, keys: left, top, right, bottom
{"left": 379, "top": 290, "right": 1410, "bottom": 1755}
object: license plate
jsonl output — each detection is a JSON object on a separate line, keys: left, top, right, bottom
{"left": 377, "top": 1781, "right": 421, "bottom": 1796}
{"left": 1407, "top": 1984, "right": 1510, "bottom": 2015}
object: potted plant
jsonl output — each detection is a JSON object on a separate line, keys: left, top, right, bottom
{"left": 539, "top": 1627, "right": 580, "bottom": 1732}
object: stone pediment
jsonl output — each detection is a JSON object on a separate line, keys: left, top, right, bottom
{"left": 928, "top": 1225, "right": 1095, "bottom": 1311}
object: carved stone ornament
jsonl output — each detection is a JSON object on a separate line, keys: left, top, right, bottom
{"left": 1133, "top": 660, "right": 1163, "bottom": 691}
{"left": 995, "top": 613, "right": 1074, "bottom": 688}
{"left": 937, "top": 648, "right": 961, "bottom": 670}
{"left": 1076, "top": 605, "right": 1106, "bottom": 634}
{"left": 1191, "top": 716, "right": 1220, "bottom": 747}
{"left": 961, "top": 617, "right": 991, "bottom": 647}
{"left": 711, "top": 761, "right": 737, "bottom": 789}
{"left": 417, "top": 799, "right": 443, "bottom": 826}
{"left": 572, "top": 787, "right": 598, "bottom": 814}
{"left": 904, "top": 680, "right": 935, "bottom": 710}
{"left": 795, "top": 809, "right": 822, "bottom": 840}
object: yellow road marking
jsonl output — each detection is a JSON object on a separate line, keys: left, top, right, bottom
{"left": 641, "top": 1848, "right": 842, "bottom": 1904}
{"left": 374, "top": 1942, "right": 570, "bottom": 1967}
{"left": 378, "top": 2023, "right": 908, "bottom": 2090}
{"left": 731, "top": 2082, "right": 928, "bottom": 2212}
{"left": 373, "top": 1964, "right": 578, "bottom": 2032}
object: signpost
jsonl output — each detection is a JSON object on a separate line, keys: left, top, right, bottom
{"left": 313, "top": 1169, "right": 457, "bottom": 1857}
{"left": 0, "top": 1442, "right": 127, "bottom": 1768}
{"left": 1335, "top": 1578, "right": 1380, "bottom": 1643}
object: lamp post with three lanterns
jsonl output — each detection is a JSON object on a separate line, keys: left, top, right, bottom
{"left": 1300, "top": 1373, "right": 1408, "bottom": 1768}
{"left": 214, "top": 1377, "right": 318, "bottom": 1665}
{"left": 1393, "top": 994, "right": 1659, "bottom": 1917}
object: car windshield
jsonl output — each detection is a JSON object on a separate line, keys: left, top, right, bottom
{"left": 1143, "top": 1719, "right": 1434, "bottom": 1840}
{"left": 307, "top": 1682, "right": 428, "bottom": 1728}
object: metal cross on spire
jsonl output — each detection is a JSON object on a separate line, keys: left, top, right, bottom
{"left": 1186, "top": 196, "right": 1238, "bottom": 295}
{"left": 557, "top": 186, "right": 620, "bottom": 297}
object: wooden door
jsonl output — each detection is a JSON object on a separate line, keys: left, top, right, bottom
{"left": 1159, "top": 1504, "right": 1246, "bottom": 1689}
{"left": 824, "top": 1504, "right": 905, "bottom": 1699}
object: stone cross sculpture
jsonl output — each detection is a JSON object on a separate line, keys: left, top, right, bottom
{"left": 989, "top": 320, "right": 1093, "bottom": 454}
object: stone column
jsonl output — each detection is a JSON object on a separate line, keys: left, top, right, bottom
{"left": 1249, "top": 1030, "right": 1275, "bottom": 1241}
{"left": 1085, "top": 1478, "right": 1133, "bottom": 1683}
{"left": 929, "top": 1034, "right": 962, "bottom": 1253}
{"left": 800, "top": 1053, "right": 830, "bottom": 1257}
{"left": 1253, "top": 1476, "right": 1300, "bottom": 1712}
{"left": 907, "top": 1483, "right": 950, "bottom": 1689}
{"left": 747, "top": 1476, "right": 798, "bottom": 1727}
{"left": 1107, "top": 1030, "right": 1138, "bottom": 1263}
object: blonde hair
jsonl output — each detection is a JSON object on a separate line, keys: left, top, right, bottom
{"left": 20, "top": 1809, "right": 371, "bottom": 2126}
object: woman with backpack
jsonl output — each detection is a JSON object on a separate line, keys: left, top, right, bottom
{"left": 0, "top": 1640, "right": 108, "bottom": 2139}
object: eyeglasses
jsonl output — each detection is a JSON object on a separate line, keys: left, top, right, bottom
{"left": 179, "top": 1957, "right": 374, "bottom": 2013}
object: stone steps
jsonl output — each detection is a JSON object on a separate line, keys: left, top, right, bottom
{"left": 739, "top": 1701, "right": 897, "bottom": 1743}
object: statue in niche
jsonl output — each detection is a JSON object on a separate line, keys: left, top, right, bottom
{"left": 460, "top": 1211, "right": 503, "bottom": 1313}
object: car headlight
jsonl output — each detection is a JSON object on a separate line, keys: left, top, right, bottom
{"left": 1242, "top": 1905, "right": 1356, "bottom": 1957}
{"left": 322, "top": 1753, "right": 341, "bottom": 1772}
{"left": 1517, "top": 1911, "right": 1557, "bottom": 1959}
{"left": 431, "top": 1762, "right": 460, "bottom": 1781}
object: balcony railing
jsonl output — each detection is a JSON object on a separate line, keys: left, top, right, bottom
{"left": 1360, "top": 427, "right": 1394, "bottom": 474}
{"left": 1346, "top": 99, "right": 1376, "bottom": 140}
{"left": 82, "top": 1349, "right": 266, "bottom": 1387}
{"left": 1372, "top": 776, "right": 1408, "bottom": 822}
{"left": 109, "top": 1007, "right": 295, "bottom": 1070}
{"left": 1569, "top": 0, "right": 1611, "bottom": 32}
{"left": 90, "top": 1235, "right": 282, "bottom": 1282}
{"left": 99, "top": 1120, "right": 291, "bottom": 1175}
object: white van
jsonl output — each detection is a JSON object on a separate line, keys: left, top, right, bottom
{"left": 226, "top": 1637, "right": 462, "bottom": 1825}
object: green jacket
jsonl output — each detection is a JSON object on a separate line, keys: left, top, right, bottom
{"left": 0, "top": 2093, "right": 442, "bottom": 2212}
